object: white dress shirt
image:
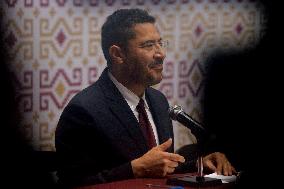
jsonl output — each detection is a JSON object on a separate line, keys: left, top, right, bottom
{"left": 108, "top": 71, "right": 159, "bottom": 145}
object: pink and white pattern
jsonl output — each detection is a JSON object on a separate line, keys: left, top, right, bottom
{"left": 1, "top": 0, "right": 264, "bottom": 151}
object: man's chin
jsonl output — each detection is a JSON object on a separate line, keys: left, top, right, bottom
{"left": 148, "top": 76, "right": 163, "bottom": 86}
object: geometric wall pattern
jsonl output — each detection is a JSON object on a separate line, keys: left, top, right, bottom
{"left": 0, "top": 0, "right": 265, "bottom": 151}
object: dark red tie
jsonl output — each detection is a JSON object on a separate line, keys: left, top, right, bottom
{"left": 136, "top": 99, "right": 157, "bottom": 149}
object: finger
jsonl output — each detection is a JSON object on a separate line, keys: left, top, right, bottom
{"left": 204, "top": 160, "right": 217, "bottom": 173}
{"left": 213, "top": 154, "right": 225, "bottom": 175}
{"left": 225, "top": 162, "right": 235, "bottom": 176}
{"left": 157, "top": 138, "right": 172, "bottom": 151}
{"left": 162, "top": 152, "right": 185, "bottom": 163}
{"left": 222, "top": 162, "right": 229, "bottom": 176}
{"left": 166, "top": 167, "right": 175, "bottom": 174}
{"left": 166, "top": 160, "right": 179, "bottom": 168}
{"left": 216, "top": 161, "right": 223, "bottom": 175}
{"left": 228, "top": 162, "right": 234, "bottom": 176}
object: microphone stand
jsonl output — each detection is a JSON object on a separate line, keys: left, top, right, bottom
{"left": 197, "top": 155, "right": 203, "bottom": 181}
{"left": 168, "top": 137, "right": 221, "bottom": 187}
{"left": 167, "top": 105, "right": 222, "bottom": 187}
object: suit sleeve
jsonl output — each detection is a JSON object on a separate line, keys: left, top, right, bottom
{"left": 55, "top": 104, "right": 134, "bottom": 187}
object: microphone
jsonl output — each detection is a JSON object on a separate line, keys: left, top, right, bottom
{"left": 167, "top": 105, "right": 222, "bottom": 186}
{"left": 168, "top": 105, "right": 205, "bottom": 135}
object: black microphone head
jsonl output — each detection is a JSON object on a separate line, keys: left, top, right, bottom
{"left": 168, "top": 105, "right": 183, "bottom": 121}
{"left": 169, "top": 105, "right": 204, "bottom": 130}
{"left": 169, "top": 105, "right": 206, "bottom": 141}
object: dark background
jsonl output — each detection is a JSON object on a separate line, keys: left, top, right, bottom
{"left": 203, "top": 1, "right": 282, "bottom": 187}
{"left": 0, "top": 10, "right": 57, "bottom": 189}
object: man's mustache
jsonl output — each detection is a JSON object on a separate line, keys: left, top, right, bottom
{"left": 149, "top": 60, "right": 163, "bottom": 67}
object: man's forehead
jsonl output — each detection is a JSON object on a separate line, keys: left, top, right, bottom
{"left": 132, "top": 23, "right": 160, "bottom": 37}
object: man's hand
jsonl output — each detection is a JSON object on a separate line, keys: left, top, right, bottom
{"left": 131, "top": 138, "right": 185, "bottom": 178}
{"left": 203, "top": 152, "right": 236, "bottom": 176}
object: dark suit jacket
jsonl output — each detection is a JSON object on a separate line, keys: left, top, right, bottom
{"left": 55, "top": 68, "right": 175, "bottom": 187}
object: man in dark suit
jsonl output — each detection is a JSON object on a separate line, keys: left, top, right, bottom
{"left": 55, "top": 8, "right": 235, "bottom": 187}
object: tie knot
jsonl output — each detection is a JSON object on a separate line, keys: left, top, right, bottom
{"left": 136, "top": 99, "right": 145, "bottom": 111}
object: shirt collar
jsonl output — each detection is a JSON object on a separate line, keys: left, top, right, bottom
{"left": 108, "top": 71, "right": 149, "bottom": 110}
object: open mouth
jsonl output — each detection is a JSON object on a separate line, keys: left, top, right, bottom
{"left": 155, "top": 60, "right": 163, "bottom": 65}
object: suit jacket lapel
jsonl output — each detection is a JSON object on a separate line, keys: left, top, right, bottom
{"left": 98, "top": 68, "right": 148, "bottom": 153}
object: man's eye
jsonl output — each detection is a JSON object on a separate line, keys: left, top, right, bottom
{"left": 142, "top": 42, "right": 155, "bottom": 48}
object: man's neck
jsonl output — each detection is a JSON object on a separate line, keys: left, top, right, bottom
{"left": 110, "top": 70, "right": 146, "bottom": 98}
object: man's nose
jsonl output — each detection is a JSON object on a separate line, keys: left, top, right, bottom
{"left": 153, "top": 45, "right": 166, "bottom": 60}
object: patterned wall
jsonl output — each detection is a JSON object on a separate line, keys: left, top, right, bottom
{"left": 1, "top": 0, "right": 264, "bottom": 151}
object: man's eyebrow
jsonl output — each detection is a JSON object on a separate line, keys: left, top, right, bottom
{"left": 140, "top": 40, "right": 155, "bottom": 45}
{"left": 140, "top": 38, "right": 163, "bottom": 45}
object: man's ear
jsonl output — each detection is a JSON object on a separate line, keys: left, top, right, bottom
{"left": 109, "top": 45, "right": 125, "bottom": 64}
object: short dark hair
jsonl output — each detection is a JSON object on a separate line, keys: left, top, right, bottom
{"left": 101, "top": 8, "right": 155, "bottom": 66}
